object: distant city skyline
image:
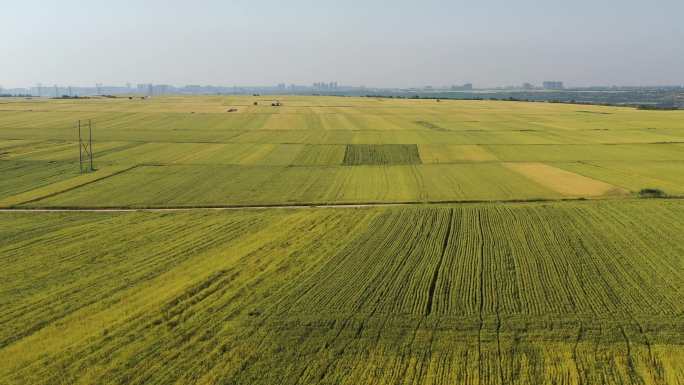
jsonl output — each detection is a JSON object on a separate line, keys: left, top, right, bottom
{"left": 4, "top": 82, "right": 684, "bottom": 100}
{"left": 4, "top": 81, "right": 683, "bottom": 95}
{"left": 2, "top": 1, "right": 683, "bottom": 89}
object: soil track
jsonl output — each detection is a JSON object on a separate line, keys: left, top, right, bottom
{"left": 1, "top": 196, "right": 681, "bottom": 213}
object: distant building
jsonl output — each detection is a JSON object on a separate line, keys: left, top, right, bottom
{"left": 543, "top": 81, "right": 564, "bottom": 90}
{"left": 184, "top": 85, "right": 202, "bottom": 93}
{"left": 451, "top": 83, "right": 473, "bottom": 91}
{"left": 522, "top": 82, "right": 535, "bottom": 90}
{"left": 313, "top": 82, "right": 339, "bottom": 90}
{"left": 156, "top": 85, "right": 170, "bottom": 95}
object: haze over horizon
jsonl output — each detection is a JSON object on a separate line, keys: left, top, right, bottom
{"left": 2, "top": 0, "right": 683, "bottom": 89}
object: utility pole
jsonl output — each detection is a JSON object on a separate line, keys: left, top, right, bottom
{"left": 78, "top": 120, "right": 82, "bottom": 169}
{"left": 76, "top": 120, "right": 95, "bottom": 173}
{"left": 54, "top": 84, "right": 59, "bottom": 97}
{"left": 89, "top": 120, "right": 93, "bottom": 171}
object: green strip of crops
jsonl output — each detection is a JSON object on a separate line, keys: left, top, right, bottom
{"left": 343, "top": 144, "right": 423, "bottom": 165}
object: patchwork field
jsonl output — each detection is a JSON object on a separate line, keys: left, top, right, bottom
{"left": 1, "top": 96, "right": 683, "bottom": 207}
{"left": 0, "top": 96, "right": 683, "bottom": 384}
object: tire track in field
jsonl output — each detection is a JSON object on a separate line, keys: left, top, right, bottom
{"left": 620, "top": 325, "right": 647, "bottom": 385}
{"left": 424, "top": 208, "right": 453, "bottom": 316}
{"left": 572, "top": 323, "right": 586, "bottom": 385}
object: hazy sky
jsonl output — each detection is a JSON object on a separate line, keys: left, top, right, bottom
{"left": 2, "top": 0, "right": 683, "bottom": 88}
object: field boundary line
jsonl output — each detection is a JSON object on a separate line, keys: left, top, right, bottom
{"left": 2, "top": 196, "right": 683, "bottom": 213}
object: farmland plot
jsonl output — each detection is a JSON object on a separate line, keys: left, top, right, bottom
{"left": 0, "top": 96, "right": 683, "bottom": 207}
{"left": 343, "top": 144, "right": 422, "bottom": 165}
{"left": 0, "top": 160, "right": 78, "bottom": 200}
{"left": 556, "top": 161, "right": 684, "bottom": 195}
{"left": 2, "top": 95, "right": 684, "bottom": 385}
{"left": 24, "top": 163, "right": 563, "bottom": 207}
{"left": 486, "top": 143, "right": 684, "bottom": 162}
{"left": 0, "top": 200, "right": 682, "bottom": 384}
{"left": 419, "top": 144, "right": 498, "bottom": 163}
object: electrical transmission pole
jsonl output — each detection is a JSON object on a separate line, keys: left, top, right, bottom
{"left": 89, "top": 120, "right": 93, "bottom": 171}
{"left": 76, "top": 120, "right": 95, "bottom": 173}
{"left": 78, "top": 120, "right": 82, "bottom": 169}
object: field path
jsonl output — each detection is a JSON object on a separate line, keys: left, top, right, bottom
{"left": 0, "top": 196, "right": 680, "bottom": 213}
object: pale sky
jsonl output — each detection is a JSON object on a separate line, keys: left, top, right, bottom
{"left": 2, "top": 0, "right": 683, "bottom": 88}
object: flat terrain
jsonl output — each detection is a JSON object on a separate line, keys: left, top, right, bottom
{"left": 0, "top": 96, "right": 682, "bottom": 384}
{"left": 1, "top": 201, "right": 682, "bottom": 384}
{"left": 1, "top": 96, "right": 683, "bottom": 207}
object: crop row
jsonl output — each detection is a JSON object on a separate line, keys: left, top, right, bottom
{"left": 1, "top": 200, "right": 681, "bottom": 384}
{"left": 343, "top": 144, "right": 423, "bottom": 165}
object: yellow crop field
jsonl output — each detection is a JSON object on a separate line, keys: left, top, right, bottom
{"left": 503, "top": 162, "right": 628, "bottom": 197}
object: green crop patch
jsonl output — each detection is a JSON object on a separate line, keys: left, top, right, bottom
{"left": 343, "top": 144, "right": 422, "bottom": 165}
{"left": 0, "top": 160, "right": 79, "bottom": 200}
